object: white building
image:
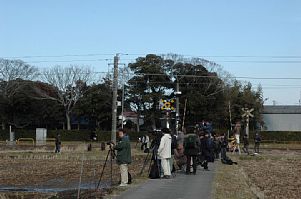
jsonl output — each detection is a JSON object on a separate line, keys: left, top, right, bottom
{"left": 262, "top": 105, "right": 301, "bottom": 131}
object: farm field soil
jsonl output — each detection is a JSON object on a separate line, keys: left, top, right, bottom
{"left": 213, "top": 150, "right": 301, "bottom": 199}
{"left": 0, "top": 144, "right": 148, "bottom": 198}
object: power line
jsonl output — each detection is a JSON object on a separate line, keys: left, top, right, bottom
{"left": 2, "top": 53, "right": 115, "bottom": 59}
{"left": 130, "top": 73, "right": 301, "bottom": 80}
{"left": 28, "top": 59, "right": 113, "bottom": 63}
{"left": 194, "top": 55, "right": 301, "bottom": 59}
{"left": 215, "top": 60, "right": 301, "bottom": 63}
{"left": 2, "top": 53, "right": 301, "bottom": 59}
{"left": 262, "top": 87, "right": 301, "bottom": 89}
{"left": 127, "top": 81, "right": 223, "bottom": 85}
{"left": 235, "top": 76, "right": 301, "bottom": 80}
{"left": 22, "top": 59, "right": 301, "bottom": 64}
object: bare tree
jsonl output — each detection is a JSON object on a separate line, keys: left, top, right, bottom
{"left": 0, "top": 58, "right": 38, "bottom": 129}
{"left": 41, "top": 65, "right": 93, "bottom": 130}
{"left": 0, "top": 58, "right": 38, "bottom": 97}
{"left": 0, "top": 58, "right": 38, "bottom": 82}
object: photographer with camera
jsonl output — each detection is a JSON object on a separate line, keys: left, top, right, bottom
{"left": 157, "top": 128, "right": 172, "bottom": 179}
{"left": 110, "top": 129, "right": 132, "bottom": 187}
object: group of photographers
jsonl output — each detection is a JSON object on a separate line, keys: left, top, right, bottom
{"left": 108, "top": 125, "right": 259, "bottom": 186}
{"left": 147, "top": 125, "right": 219, "bottom": 178}
{"left": 182, "top": 128, "right": 215, "bottom": 174}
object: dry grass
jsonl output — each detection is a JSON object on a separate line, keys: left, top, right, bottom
{"left": 213, "top": 149, "right": 301, "bottom": 199}
{"left": 239, "top": 151, "right": 301, "bottom": 199}
{"left": 0, "top": 142, "right": 148, "bottom": 199}
{"left": 213, "top": 160, "right": 257, "bottom": 199}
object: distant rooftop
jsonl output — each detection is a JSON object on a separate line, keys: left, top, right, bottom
{"left": 263, "top": 105, "right": 301, "bottom": 114}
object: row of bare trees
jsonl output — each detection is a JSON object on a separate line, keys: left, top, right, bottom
{"left": 0, "top": 58, "right": 94, "bottom": 130}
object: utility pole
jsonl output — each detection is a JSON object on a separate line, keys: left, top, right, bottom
{"left": 228, "top": 101, "right": 232, "bottom": 139}
{"left": 229, "top": 101, "right": 232, "bottom": 131}
{"left": 121, "top": 66, "right": 126, "bottom": 129}
{"left": 242, "top": 108, "right": 254, "bottom": 138}
{"left": 166, "top": 111, "right": 170, "bottom": 129}
{"left": 111, "top": 54, "right": 119, "bottom": 144}
{"left": 182, "top": 98, "right": 188, "bottom": 131}
{"left": 175, "top": 77, "right": 180, "bottom": 134}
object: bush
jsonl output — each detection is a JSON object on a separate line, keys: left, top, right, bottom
{"left": 210, "top": 129, "right": 301, "bottom": 142}
{"left": 0, "top": 129, "right": 147, "bottom": 142}
{"left": 249, "top": 131, "right": 301, "bottom": 141}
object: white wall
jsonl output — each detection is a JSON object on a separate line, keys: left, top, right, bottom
{"left": 263, "top": 114, "right": 301, "bottom": 131}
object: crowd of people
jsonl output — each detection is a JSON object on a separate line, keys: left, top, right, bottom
{"left": 90, "top": 123, "right": 262, "bottom": 187}
{"left": 145, "top": 124, "right": 224, "bottom": 178}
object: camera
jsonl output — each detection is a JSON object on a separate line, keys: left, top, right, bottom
{"left": 106, "top": 141, "right": 113, "bottom": 145}
{"left": 150, "top": 129, "right": 163, "bottom": 149}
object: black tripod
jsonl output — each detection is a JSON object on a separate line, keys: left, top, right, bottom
{"left": 139, "top": 150, "right": 152, "bottom": 175}
{"left": 96, "top": 145, "right": 116, "bottom": 190}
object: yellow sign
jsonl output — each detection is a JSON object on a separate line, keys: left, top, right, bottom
{"left": 160, "top": 99, "right": 176, "bottom": 111}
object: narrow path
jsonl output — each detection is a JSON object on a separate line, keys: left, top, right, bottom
{"left": 115, "top": 164, "right": 216, "bottom": 199}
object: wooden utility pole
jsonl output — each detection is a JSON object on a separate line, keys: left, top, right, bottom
{"left": 229, "top": 101, "right": 232, "bottom": 131}
{"left": 111, "top": 54, "right": 119, "bottom": 143}
{"left": 182, "top": 98, "right": 188, "bottom": 132}
{"left": 175, "top": 78, "right": 180, "bottom": 134}
{"left": 241, "top": 108, "right": 254, "bottom": 138}
{"left": 121, "top": 66, "right": 126, "bottom": 129}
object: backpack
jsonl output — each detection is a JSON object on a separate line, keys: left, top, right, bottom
{"left": 184, "top": 135, "right": 197, "bottom": 149}
{"left": 149, "top": 162, "right": 160, "bottom": 179}
{"left": 221, "top": 156, "right": 238, "bottom": 165}
{"left": 255, "top": 135, "right": 261, "bottom": 143}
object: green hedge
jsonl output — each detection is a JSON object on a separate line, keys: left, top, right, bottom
{"left": 250, "top": 131, "right": 301, "bottom": 141}
{"left": 0, "top": 129, "right": 146, "bottom": 142}
{"left": 213, "top": 129, "right": 301, "bottom": 141}
{"left": 2, "top": 128, "right": 299, "bottom": 142}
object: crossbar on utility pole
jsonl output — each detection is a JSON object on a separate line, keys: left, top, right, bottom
{"left": 111, "top": 54, "right": 119, "bottom": 144}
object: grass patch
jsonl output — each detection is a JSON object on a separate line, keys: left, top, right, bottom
{"left": 214, "top": 150, "right": 301, "bottom": 199}
{"left": 212, "top": 157, "right": 257, "bottom": 199}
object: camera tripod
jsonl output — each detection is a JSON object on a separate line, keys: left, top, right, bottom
{"left": 96, "top": 145, "right": 116, "bottom": 190}
{"left": 139, "top": 149, "right": 153, "bottom": 175}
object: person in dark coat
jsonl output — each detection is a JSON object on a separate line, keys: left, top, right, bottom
{"left": 184, "top": 132, "right": 200, "bottom": 174}
{"left": 213, "top": 135, "right": 221, "bottom": 159}
{"left": 220, "top": 133, "right": 228, "bottom": 160}
{"left": 112, "top": 129, "right": 132, "bottom": 186}
{"left": 199, "top": 131, "right": 211, "bottom": 170}
{"left": 170, "top": 133, "right": 178, "bottom": 173}
{"left": 55, "top": 133, "right": 61, "bottom": 153}
{"left": 254, "top": 133, "right": 261, "bottom": 154}
{"left": 242, "top": 134, "right": 249, "bottom": 155}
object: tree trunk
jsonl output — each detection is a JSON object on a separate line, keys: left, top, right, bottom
{"left": 66, "top": 112, "right": 71, "bottom": 130}
{"left": 151, "top": 113, "right": 156, "bottom": 130}
{"left": 136, "top": 113, "right": 140, "bottom": 132}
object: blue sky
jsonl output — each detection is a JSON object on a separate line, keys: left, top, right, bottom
{"left": 1, "top": 0, "right": 301, "bottom": 105}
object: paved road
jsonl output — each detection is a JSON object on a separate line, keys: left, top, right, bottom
{"left": 115, "top": 164, "right": 216, "bottom": 199}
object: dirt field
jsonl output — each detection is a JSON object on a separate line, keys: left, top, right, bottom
{"left": 213, "top": 149, "right": 301, "bottom": 199}
{"left": 0, "top": 143, "right": 148, "bottom": 199}
{"left": 2, "top": 143, "right": 301, "bottom": 199}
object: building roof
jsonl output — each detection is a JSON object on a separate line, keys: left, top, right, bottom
{"left": 123, "top": 111, "right": 138, "bottom": 117}
{"left": 263, "top": 105, "right": 301, "bottom": 114}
